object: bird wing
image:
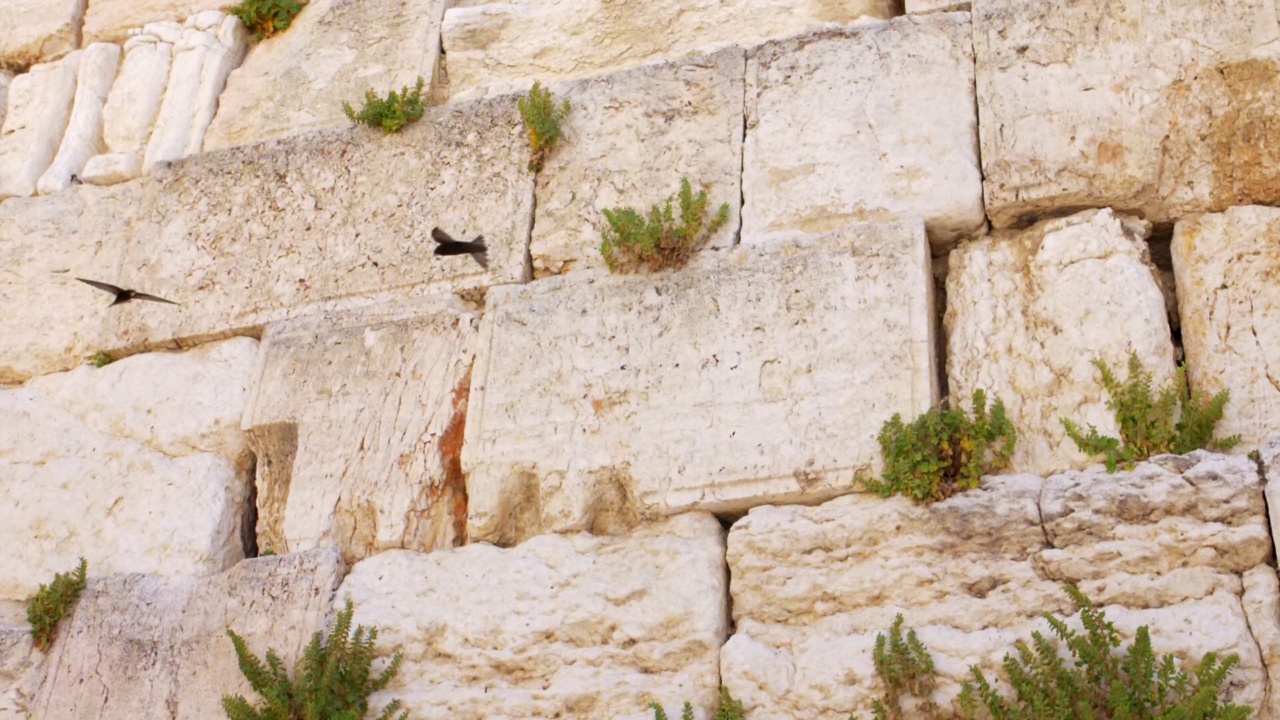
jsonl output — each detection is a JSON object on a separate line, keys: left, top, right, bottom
{"left": 76, "top": 278, "right": 126, "bottom": 295}
{"left": 131, "top": 292, "right": 179, "bottom": 305}
{"left": 431, "top": 227, "right": 455, "bottom": 244}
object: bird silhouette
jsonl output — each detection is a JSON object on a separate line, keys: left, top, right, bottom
{"left": 432, "top": 227, "right": 488, "bottom": 269}
{"left": 76, "top": 278, "right": 178, "bottom": 306}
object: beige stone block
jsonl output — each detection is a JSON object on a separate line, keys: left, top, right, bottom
{"left": 530, "top": 49, "right": 743, "bottom": 278}
{"left": 464, "top": 222, "right": 937, "bottom": 545}
{"left": 37, "top": 43, "right": 122, "bottom": 195}
{"left": 945, "top": 208, "right": 1174, "bottom": 476}
{"left": 743, "top": 14, "right": 984, "bottom": 250}
{"left": 0, "top": 0, "right": 85, "bottom": 69}
{"left": 1173, "top": 206, "right": 1280, "bottom": 450}
{"left": 83, "top": 0, "right": 227, "bottom": 45}
{"left": 0, "top": 54, "right": 79, "bottom": 200}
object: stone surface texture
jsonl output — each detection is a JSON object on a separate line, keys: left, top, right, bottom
{"left": 743, "top": 13, "right": 984, "bottom": 249}
{"left": 1172, "top": 206, "right": 1280, "bottom": 451}
{"left": 464, "top": 222, "right": 936, "bottom": 546}
{"left": 83, "top": 0, "right": 228, "bottom": 45}
{"left": 945, "top": 208, "right": 1174, "bottom": 476}
{"left": 338, "top": 513, "right": 728, "bottom": 720}
{"left": 442, "top": 0, "right": 898, "bottom": 98}
{"left": 907, "top": 0, "right": 969, "bottom": 12}
{"left": 0, "top": 0, "right": 85, "bottom": 69}
{"left": 723, "top": 451, "right": 1274, "bottom": 719}
{"left": 102, "top": 38, "right": 173, "bottom": 155}
{"left": 974, "top": 0, "right": 1280, "bottom": 228}
{"left": 530, "top": 49, "right": 743, "bottom": 278}
{"left": 0, "top": 605, "right": 42, "bottom": 720}
{"left": 244, "top": 301, "right": 480, "bottom": 564}
{"left": 0, "top": 53, "right": 79, "bottom": 200}
{"left": 203, "top": 0, "right": 445, "bottom": 152}
{"left": 37, "top": 43, "right": 121, "bottom": 195}
{"left": 0, "top": 338, "right": 259, "bottom": 601}
{"left": 0, "top": 71, "right": 12, "bottom": 129}
{"left": 29, "top": 549, "right": 342, "bottom": 720}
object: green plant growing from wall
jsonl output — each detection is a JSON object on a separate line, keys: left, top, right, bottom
{"left": 222, "top": 599, "right": 408, "bottom": 720}
{"left": 600, "top": 177, "right": 730, "bottom": 274}
{"left": 1060, "top": 351, "right": 1241, "bottom": 472}
{"left": 650, "top": 686, "right": 745, "bottom": 720}
{"left": 867, "top": 390, "right": 1016, "bottom": 504}
{"left": 28, "top": 557, "right": 87, "bottom": 652}
{"left": 226, "top": 0, "right": 303, "bottom": 41}
{"left": 86, "top": 351, "right": 114, "bottom": 367}
{"left": 343, "top": 77, "right": 426, "bottom": 134}
{"left": 867, "top": 614, "right": 948, "bottom": 720}
{"left": 517, "top": 81, "right": 570, "bottom": 172}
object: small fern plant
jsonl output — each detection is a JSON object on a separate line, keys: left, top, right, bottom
{"left": 867, "top": 390, "right": 1016, "bottom": 504}
{"left": 226, "top": 0, "right": 303, "bottom": 41}
{"left": 222, "top": 599, "right": 408, "bottom": 720}
{"left": 650, "top": 686, "right": 744, "bottom": 720}
{"left": 868, "top": 615, "right": 947, "bottom": 720}
{"left": 343, "top": 77, "right": 426, "bottom": 134}
{"left": 517, "top": 81, "right": 570, "bottom": 172}
{"left": 27, "top": 557, "right": 88, "bottom": 652}
{"left": 600, "top": 177, "right": 730, "bottom": 273}
{"left": 1060, "top": 351, "right": 1241, "bottom": 472}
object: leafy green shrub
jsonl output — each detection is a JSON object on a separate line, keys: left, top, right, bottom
{"left": 1060, "top": 351, "right": 1241, "bottom": 472}
{"left": 867, "top": 390, "right": 1016, "bottom": 504}
{"left": 600, "top": 177, "right": 729, "bottom": 273}
{"left": 517, "top": 81, "right": 570, "bottom": 172}
{"left": 222, "top": 599, "right": 408, "bottom": 720}
{"left": 28, "top": 557, "right": 87, "bottom": 652}
{"left": 868, "top": 615, "right": 948, "bottom": 720}
{"left": 343, "top": 77, "right": 426, "bottom": 134}
{"left": 650, "top": 687, "right": 744, "bottom": 720}
{"left": 225, "top": 0, "right": 303, "bottom": 41}
{"left": 86, "top": 351, "right": 114, "bottom": 367}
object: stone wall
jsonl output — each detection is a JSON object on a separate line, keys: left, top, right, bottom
{"left": 1, "top": 0, "right": 1279, "bottom": 719}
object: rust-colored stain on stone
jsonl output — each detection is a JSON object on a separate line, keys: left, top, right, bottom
{"left": 436, "top": 365, "right": 473, "bottom": 546}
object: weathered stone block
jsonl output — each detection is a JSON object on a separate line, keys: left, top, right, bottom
{"left": 974, "top": 0, "right": 1280, "bottom": 228}
{"left": 945, "top": 209, "right": 1174, "bottom": 476}
{"left": 83, "top": 0, "right": 227, "bottom": 45}
{"left": 37, "top": 43, "right": 121, "bottom": 195}
{"left": 243, "top": 300, "right": 479, "bottom": 564}
{"left": 743, "top": 14, "right": 984, "bottom": 249}
{"left": 1173, "top": 206, "right": 1280, "bottom": 451}
{"left": 0, "top": 0, "right": 85, "bottom": 69}
{"left": 0, "top": 54, "right": 79, "bottom": 200}
{"left": 338, "top": 513, "right": 727, "bottom": 720}
{"left": 464, "top": 221, "right": 937, "bottom": 545}
{"left": 102, "top": 38, "right": 172, "bottom": 155}
{"left": 531, "top": 49, "right": 743, "bottom": 278}
{"left": 0, "top": 604, "right": 43, "bottom": 720}
{"left": 203, "top": 0, "right": 445, "bottom": 152}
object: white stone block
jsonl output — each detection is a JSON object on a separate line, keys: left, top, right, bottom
{"left": 337, "top": 513, "right": 728, "bottom": 720}
{"left": 464, "top": 221, "right": 937, "bottom": 545}
{"left": 192, "top": 9, "right": 223, "bottom": 30}
{"left": 1173, "top": 206, "right": 1280, "bottom": 451}
{"left": 80, "top": 151, "right": 144, "bottom": 184}
{"left": 102, "top": 40, "right": 173, "bottom": 154}
{"left": 184, "top": 40, "right": 236, "bottom": 156}
{"left": 142, "top": 21, "right": 184, "bottom": 45}
{"left": 37, "top": 43, "right": 122, "bottom": 196}
{"left": 531, "top": 49, "right": 743, "bottom": 278}
{"left": 216, "top": 14, "right": 249, "bottom": 66}
{"left": 0, "top": 54, "right": 79, "bottom": 200}
{"left": 0, "top": 0, "right": 86, "bottom": 68}
{"left": 144, "top": 33, "right": 212, "bottom": 172}
{"left": 84, "top": 0, "right": 227, "bottom": 45}
{"left": 945, "top": 208, "right": 1174, "bottom": 476}
{"left": 743, "top": 13, "right": 984, "bottom": 249}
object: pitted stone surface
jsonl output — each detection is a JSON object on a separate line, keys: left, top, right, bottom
{"left": 0, "top": 0, "right": 85, "bottom": 69}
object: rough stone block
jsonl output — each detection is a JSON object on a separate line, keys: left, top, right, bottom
{"left": 743, "top": 14, "right": 984, "bottom": 249}
{"left": 0, "top": 54, "right": 79, "bottom": 200}
{"left": 0, "top": 0, "right": 85, "bottom": 69}
{"left": 945, "top": 208, "right": 1174, "bottom": 476}
{"left": 0, "top": 338, "right": 259, "bottom": 601}
{"left": 0, "top": 604, "right": 43, "bottom": 720}
{"left": 974, "top": 0, "right": 1280, "bottom": 228}
{"left": 464, "top": 221, "right": 937, "bottom": 545}
{"left": 530, "top": 49, "right": 743, "bottom": 278}
{"left": 243, "top": 300, "right": 480, "bottom": 564}
{"left": 1172, "top": 206, "right": 1280, "bottom": 450}
{"left": 83, "top": 0, "right": 227, "bottom": 45}
{"left": 337, "top": 513, "right": 728, "bottom": 720}
{"left": 37, "top": 43, "right": 122, "bottom": 195}
{"left": 203, "top": 0, "right": 445, "bottom": 152}
{"left": 442, "top": 0, "right": 897, "bottom": 99}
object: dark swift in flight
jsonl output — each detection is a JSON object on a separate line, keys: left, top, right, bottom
{"left": 76, "top": 278, "right": 179, "bottom": 306}
{"left": 432, "top": 227, "right": 488, "bottom": 269}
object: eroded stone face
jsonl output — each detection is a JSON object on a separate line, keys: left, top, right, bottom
{"left": 743, "top": 13, "right": 984, "bottom": 250}
{"left": 337, "top": 513, "right": 728, "bottom": 720}
{"left": 945, "top": 208, "right": 1174, "bottom": 476}
{"left": 0, "top": 0, "right": 85, "bottom": 69}
{"left": 83, "top": 0, "right": 228, "bottom": 45}
{"left": 1172, "top": 206, "right": 1280, "bottom": 451}
{"left": 465, "top": 222, "right": 936, "bottom": 546}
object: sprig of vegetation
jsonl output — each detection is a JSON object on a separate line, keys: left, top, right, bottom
{"left": 86, "top": 351, "right": 114, "bottom": 367}
{"left": 600, "top": 177, "right": 729, "bottom": 273}
{"left": 1060, "top": 351, "right": 1241, "bottom": 472}
{"left": 650, "top": 687, "right": 744, "bottom": 720}
{"left": 517, "top": 81, "right": 570, "bottom": 172}
{"left": 867, "top": 390, "right": 1016, "bottom": 504}
{"left": 225, "top": 0, "right": 303, "bottom": 42}
{"left": 28, "top": 558, "right": 87, "bottom": 652}
{"left": 343, "top": 77, "right": 426, "bottom": 134}
{"left": 869, "top": 615, "right": 947, "bottom": 720}
{"left": 222, "top": 599, "right": 408, "bottom": 720}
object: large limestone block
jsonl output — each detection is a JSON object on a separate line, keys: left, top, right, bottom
{"left": 530, "top": 49, "right": 743, "bottom": 278}
{"left": 203, "top": 0, "right": 445, "bottom": 152}
{"left": 83, "top": 0, "right": 227, "bottom": 45}
{"left": 102, "top": 38, "right": 173, "bottom": 154}
{"left": 185, "top": 19, "right": 249, "bottom": 156}
{"left": 465, "top": 222, "right": 937, "bottom": 545}
{"left": 442, "top": 0, "right": 897, "bottom": 99}
{"left": 945, "top": 208, "right": 1175, "bottom": 475}
{"left": 974, "top": 0, "right": 1280, "bottom": 228}
{"left": 0, "top": 338, "right": 259, "bottom": 601}
{"left": 0, "top": 54, "right": 79, "bottom": 200}
{"left": 244, "top": 300, "right": 480, "bottom": 563}
{"left": 30, "top": 549, "right": 342, "bottom": 720}
{"left": 37, "top": 43, "right": 122, "bottom": 195}
{"left": 743, "top": 14, "right": 984, "bottom": 250}
{"left": 0, "top": 0, "right": 85, "bottom": 69}
{"left": 337, "top": 513, "right": 728, "bottom": 720}
{"left": 1173, "top": 207, "right": 1280, "bottom": 450}
{"left": 143, "top": 29, "right": 217, "bottom": 171}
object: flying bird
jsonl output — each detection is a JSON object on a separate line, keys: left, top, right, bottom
{"left": 432, "top": 227, "right": 488, "bottom": 269}
{"left": 75, "top": 278, "right": 178, "bottom": 307}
